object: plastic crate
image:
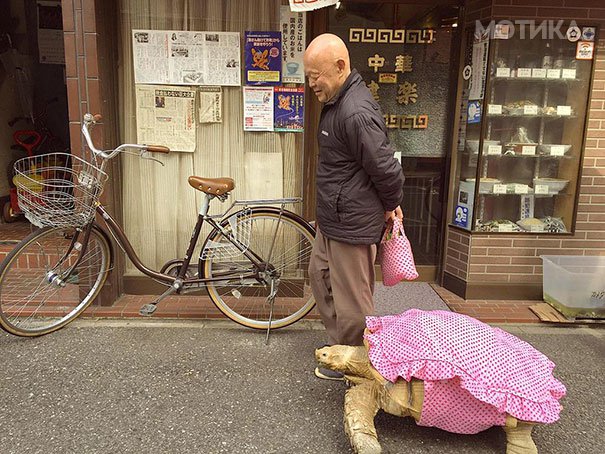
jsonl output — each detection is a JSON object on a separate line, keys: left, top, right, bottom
{"left": 541, "top": 255, "right": 605, "bottom": 319}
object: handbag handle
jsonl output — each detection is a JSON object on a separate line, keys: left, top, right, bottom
{"left": 383, "top": 217, "right": 407, "bottom": 241}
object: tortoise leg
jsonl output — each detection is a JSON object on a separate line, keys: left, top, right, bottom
{"left": 344, "top": 382, "right": 382, "bottom": 454}
{"left": 503, "top": 418, "right": 538, "bottom": 454}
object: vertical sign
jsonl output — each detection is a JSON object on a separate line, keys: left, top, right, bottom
{"left": 280, "top": 6, "right": 306, "bottom": 83}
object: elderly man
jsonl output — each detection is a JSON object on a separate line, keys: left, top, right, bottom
{"left": 304, "top": 33, "right": 405, "bottom": 380}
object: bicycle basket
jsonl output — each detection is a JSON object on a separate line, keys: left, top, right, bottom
{"left": 201, "top": 208, "right": 252, "bottom": 260}
{"left": 13, "top": 152, "right": 108, "bottom": 228}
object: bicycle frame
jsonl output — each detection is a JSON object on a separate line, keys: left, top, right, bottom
{"left": 90, "top": 194, "right": 305, "bottom": 290}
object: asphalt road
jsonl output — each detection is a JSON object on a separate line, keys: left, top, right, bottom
{"left": 0, "top": 320, "right": 603, "bottom": 453}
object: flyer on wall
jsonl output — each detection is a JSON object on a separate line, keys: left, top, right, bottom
{"left": 244, "top": 31, "right": 282, "bottom": 85}
{"left": 274, "top": 87, "right": 304, "bottom": 132}
{"left": 243, "top": 86, "right": 274, "bottom": 131}
{"left": 37, "top": 1, "right": 65, "bottom": 64}
{"left": 199, "top": 86, "right": 222, "bottom": 123}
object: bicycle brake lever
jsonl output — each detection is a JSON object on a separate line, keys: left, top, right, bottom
{"left": 141, "top": 150, "right": 165, "bottom": 166}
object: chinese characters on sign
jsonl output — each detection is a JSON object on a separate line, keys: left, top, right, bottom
{"left": 280, "top": 6, "right": 306, "bottom": 83}
{"left": 397, "top": 82, "right": 418, "bottom": 105}
{"left": 352, "top": 28, "right": 434, "bottom": 130}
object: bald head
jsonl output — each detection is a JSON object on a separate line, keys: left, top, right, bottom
{"left": 304, "top": 33, "right": 351, "bottom": 103}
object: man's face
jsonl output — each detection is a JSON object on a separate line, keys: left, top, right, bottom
{"left": 304, "top": 59, "right": 341, "bottom": 103}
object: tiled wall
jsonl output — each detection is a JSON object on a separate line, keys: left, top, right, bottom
{"left": 62, "top": 0, "right": 103, "bottom": 156}
{"left": 62, "top": 0, "right": 121, "bottom": 303}
{"left": 445, "top": 0, "right": 605, "bottom": 297}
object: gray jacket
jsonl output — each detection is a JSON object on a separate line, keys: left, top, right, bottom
{"left": 315, "top": 69, "right": 404, "bottom": 245}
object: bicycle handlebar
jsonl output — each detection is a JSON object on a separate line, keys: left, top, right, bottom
{"left": 82, "top": 113, "right": 170, "bottom": 160}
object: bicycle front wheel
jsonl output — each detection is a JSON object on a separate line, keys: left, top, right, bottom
{"left": 0, "top": 225, "right": 111, "bottom": 336}
{"left": 200, "top": 208, "right": 315, "bottom": 330}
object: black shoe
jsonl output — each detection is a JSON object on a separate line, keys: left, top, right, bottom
{"left": 314, "top": 366, "right": 344, "bottom": 381}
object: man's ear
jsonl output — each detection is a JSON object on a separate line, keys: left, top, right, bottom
{"left": 336, "top": 58, "right": 346, "bottom": 73}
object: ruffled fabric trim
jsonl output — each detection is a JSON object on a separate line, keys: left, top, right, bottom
{"left": 365, "top": 310, "right": 566, "bottom": 425}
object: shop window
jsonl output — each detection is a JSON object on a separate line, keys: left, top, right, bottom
{"left": 452, "top": 23, "right": 597, "bottom": 234}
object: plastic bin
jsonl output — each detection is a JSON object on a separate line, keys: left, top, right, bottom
{"left": 541, "top": 255, "right": 605, "bottom": 319}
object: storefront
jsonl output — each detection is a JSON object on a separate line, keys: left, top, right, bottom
{"left": 4, "top": 0, "right": 602, "bottom": 304}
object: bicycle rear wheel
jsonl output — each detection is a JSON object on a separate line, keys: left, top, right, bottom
{"left": 0, "top": 224, "right": 111, "bottom": 336}
{"left": 200, "top": 208, "right": 315, "bottom": 330}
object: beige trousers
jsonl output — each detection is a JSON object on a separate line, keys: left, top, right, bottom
{"left": 308, "top": 228, "right": 377, "bottom": 346}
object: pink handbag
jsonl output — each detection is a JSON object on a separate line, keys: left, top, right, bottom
{"left": 379, "top": 217, "right": 419, "bottom": 286}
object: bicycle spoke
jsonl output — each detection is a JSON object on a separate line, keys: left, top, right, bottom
{"left": 202, "top": 210, "right": 315, "bottom": 330}
{"left": 0, "top": 226, "right": 111, "bottom": 336}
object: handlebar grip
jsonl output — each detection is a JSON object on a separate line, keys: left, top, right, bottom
{"left": 146, "top": 145, "right": 170, "bottom": 153}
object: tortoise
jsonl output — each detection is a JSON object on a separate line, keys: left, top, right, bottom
{"left": 315, "top": 310, "right": 566, "bottom": 454}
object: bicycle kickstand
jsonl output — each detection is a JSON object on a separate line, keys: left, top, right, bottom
{"left": 139, "top": 280, "right": 183, "bottom": 316}
{"left": 265, "top": 278, "right": 278, "bottom": 345}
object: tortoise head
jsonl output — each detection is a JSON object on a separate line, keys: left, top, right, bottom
{"left": 315, "top": 345, "right": 377, "bottom": 380}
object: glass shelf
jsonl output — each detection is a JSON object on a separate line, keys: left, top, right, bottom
{"left": 451, "top": 26, "right": 596, "bottom": 233}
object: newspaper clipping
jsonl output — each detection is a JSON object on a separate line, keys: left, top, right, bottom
{"left": 136, "top": 85, "right": 197, "bottom": 152}
{"left": 133, "top": 30, "right": 241, "bottom": 86}
{"left": 199, "top": 87, "right": 222, "bottom": 123}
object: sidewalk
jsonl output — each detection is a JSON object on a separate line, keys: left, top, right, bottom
{"left": 1, "top": 220, "right": 542, "bottom": 325}
{"left": 82, "top": 284, "right": 541, "bottom": 324}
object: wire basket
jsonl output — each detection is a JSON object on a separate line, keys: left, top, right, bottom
{"left": 13, "top": 152, "right": 108, "bottom": 228}
{"left": 201, "top": 208, "right": 252, "bottom": 260}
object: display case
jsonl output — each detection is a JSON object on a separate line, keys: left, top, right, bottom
{"left": 452, "top": 25, "right": 597, "bottom": 233}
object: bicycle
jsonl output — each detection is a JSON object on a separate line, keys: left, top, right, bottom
{"left": 0, "top": 114, "right": 316, "bottom": 338}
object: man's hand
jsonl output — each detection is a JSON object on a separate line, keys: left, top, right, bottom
{"left": 385, "top": 206, "right": 403, "bottom": 222}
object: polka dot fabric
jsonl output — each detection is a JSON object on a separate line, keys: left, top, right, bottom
{"left": 365, "top": 310, "right": 566, "bottom": 434}
{"left": 379, "top": 217, "right": 418, "bottom": 286}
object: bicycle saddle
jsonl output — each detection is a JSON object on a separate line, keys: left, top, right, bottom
{"left": 188, "top": 176, "right": 235, "bottom": 195}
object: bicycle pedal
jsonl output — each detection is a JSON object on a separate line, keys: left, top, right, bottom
{"left": 139, "top": 303, "right": 157, "bottom": 316}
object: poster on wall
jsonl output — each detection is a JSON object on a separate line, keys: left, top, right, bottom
{"left": 243, "top": 86, "right": 274, "bottom": 131}
{"left": 280, "top": 6, "right": 306, "bottom": 84}
{"left": 289, "top": 0, "right": 338, "bottom": 12}
{"left": 274, "top": 87, "right": 304, "bottom": 132}
{"left": 135, "top": 85, "right": 196, "bottom": 152}
{"left": 132, "top": 30, "right": 241, "bottom": 86}
{"left": 37, "top": 1, "right": 65, "bottom": 64}
{"left": 199, "top": 86, "right": 222, "bottom": 123}
{"left": 244, "top": 31, "right": 282, "bottom": 85}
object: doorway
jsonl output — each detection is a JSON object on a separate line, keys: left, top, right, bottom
{"left": 327, "top": 0, "right": 461, "bottom": 281}
{"left": 0, "top": 1, "right": 69, "bottom": 232}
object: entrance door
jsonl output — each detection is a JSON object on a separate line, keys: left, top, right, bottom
{"left": 327, "top": 1, "right": 461, "bottom": 280}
